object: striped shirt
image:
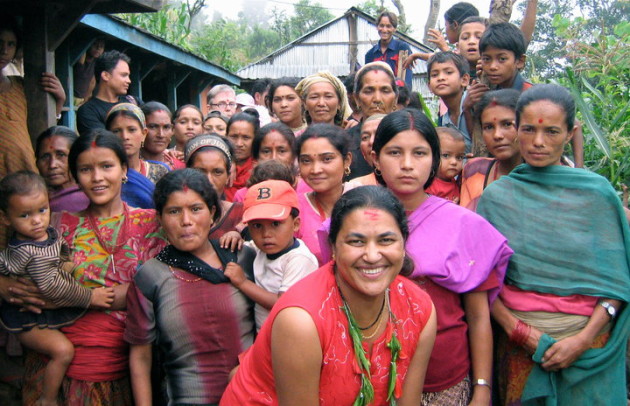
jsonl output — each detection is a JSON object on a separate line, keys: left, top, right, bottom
{"left": 0, "top": 228, "right": 92, "bottom": 308}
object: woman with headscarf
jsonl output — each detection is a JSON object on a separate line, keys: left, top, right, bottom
{"left": 295, "top": 71, "right": 352, "bottom": 128}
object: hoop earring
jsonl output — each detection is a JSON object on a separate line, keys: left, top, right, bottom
{"left": 122, "top": 176, "right": 128, "bottom": 184}
{"left": 374, "top": 168, "right": 382, "bottom": 176}
{"left": 344, "top": 166, "right": 351, "bottom": 176}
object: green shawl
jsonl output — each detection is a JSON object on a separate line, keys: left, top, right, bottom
{"left": 477, "top": 164, "right": 630, "bottom": 405}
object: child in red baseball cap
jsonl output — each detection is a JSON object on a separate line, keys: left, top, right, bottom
{"left": 224, "top": 180, "right": 318, "bottom": 331}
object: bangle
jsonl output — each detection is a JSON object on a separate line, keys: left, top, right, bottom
{"left": 509, "top": 320, "right": 531, "bottom": 347}
{"left": 473, "top": 378, "right": 491, "bottom": 389}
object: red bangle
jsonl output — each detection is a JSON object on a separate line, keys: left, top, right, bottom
{"left": 509, "top": 320, "right": 531, "bottom": 347}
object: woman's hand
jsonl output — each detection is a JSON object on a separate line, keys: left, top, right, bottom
{"left": 219, "top": 231, "right": 244, "bottom": 251}
{"left": 0, "top": 276, "right": 47, "bottom": 313}
{"left": 427, "top": 28, "right": 449, "bottom": 52}
{"left": 164, "top": 149, "right": 183, "bottom": 163}
{"left": 522, "top": 325, "right": 543, "bottom": 354}
{"left": 224, "top": 262, "right": 247, "bottom": 287}
{"left": 541, "top": 334, "right": 591, "bottom": 371}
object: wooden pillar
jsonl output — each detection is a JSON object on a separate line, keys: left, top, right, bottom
{"left": 348, "top": 12, "right": 358, "bottom": 73}
{"left": 166, "top": 68, "right": 191, "bottom": 112}
{"left": 23, "top": 9, "right": 56, "bottom": 144}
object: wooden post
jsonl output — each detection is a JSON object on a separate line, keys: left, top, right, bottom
{"left": 23, "top": 8, "right": 56, "bottom": 144}
{"left": 348, "top": 12, "right": 358, "bottom": 73}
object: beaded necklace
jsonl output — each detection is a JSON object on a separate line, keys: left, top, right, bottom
{"left": 86, "top": 203, "right": 131, "bottom": 274}
{"left": 339, "top": 288, "right": 401, "bottom": 406}
{"left": 169, "top": 266, "right": 202, "bottom": 283}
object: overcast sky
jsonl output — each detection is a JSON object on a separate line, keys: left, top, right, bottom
{"left": 207, "top": 0, "right": 498, "bottom": 38}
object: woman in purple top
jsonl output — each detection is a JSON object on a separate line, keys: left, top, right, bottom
{"left": 126, "top": 169, "right": 255, "bottom": 406}
{"left": 35, "top": 126, "right": 89, "bottom": 213}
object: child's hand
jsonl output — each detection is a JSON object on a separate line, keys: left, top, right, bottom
{"left": 402, "top": 53, "right": 422, "bottom": 70}
{"left": 220, "top": 231, "right": 244, "bottom": 251}
{"left": 427, "top": 28, "right": 449, "bottom": 52}
{"left": 224, "top": 262, "right": 247, "bottom": 288}
{"left": 463, "top": 81, "right": 490, "bottom": 112}
{"left": 90, "top": 286, "right": 115, "bottom": 309}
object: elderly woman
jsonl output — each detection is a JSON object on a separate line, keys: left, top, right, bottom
{"left": 295, "top": 71, "right": 351, "bottom": 127}
{"left": 347, "top": 62, "right": 399, "bottom": 179}
{"left": 127, "top": 169, "right": 255, "bottom": 406}
{"left": 35, "top": 126, "right": 89, "bottom": 213}
{"left": 477, "top": 84, "right": 630, "bottom": 405}
{"left": 221, "top": 185, "right": 437, "bottom": 405}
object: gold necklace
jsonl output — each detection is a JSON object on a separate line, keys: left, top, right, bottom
{"left": 361, "top": 296, "right": 389, "bottom": 340}
{"left": 169, "top": 266, "right": 202, "bottom": 283}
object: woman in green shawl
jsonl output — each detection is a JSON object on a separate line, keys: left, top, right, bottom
{"left": 477, "top": 84, "right": 629, "bottom": 406}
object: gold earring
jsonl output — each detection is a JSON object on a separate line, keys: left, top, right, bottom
{"left": 344, "top": 167, "right": 351, "bottom": 176}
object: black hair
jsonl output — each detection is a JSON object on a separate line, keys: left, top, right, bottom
{"left": 252, "top": 122, "right": 296, "bottom": 161}
{"left": 141, "top": 101, "right": 172, "bottom": 119}
{"left": 376, "top": 11, "right": 398, "bottom": 28}
{"left": 397, "top": 86, "right": 410, "bottom": 107}
{"left": 35, "top": 126, "right": 78, "bottom": 159}
{"left": 0, "top": 171, "right": 46, "bottom": 212}
{"left": 241, "top": 107, "right": 260, "bottom": 120}
{"left": 407, "top": 92, "right": 423, "bottom": 110}
{"left": 474, "top": 88, "right": 520, "bottom": 125}
{"left": 186, "top": 135, "right": 234, "bottom": 173}
{"left": 460, "top": 16, "right": 488, "bottom": 28}
{"left": 516, "top": 84, "right": 576, "bottom": 130}
{"left": 204, "top": 110, "right": 229, "bottom": 125}
{"left": 0, "top": 15, "right": 22, "bottom": 51}
{"left": 479, "top": 22, "right": 527, "bottom": 60}
{"left": 68, "top": 129, "right": 128, "bottom": 182}
{"left": 354, "top": 64, "right": 399, "bottom": 98}
{"left": 372, "top": 109, "right": 441, "bottom": 189}
{"left": 172, "top": 104, "right": 203, "bottom": 123}
{"left": 266, "top": 77, "right": 301, "bottom": 111}
{"left": 328, "top": 185, "right": 414, "bottom": 277}
{"left": 94, "top": 50, "right": 130, "bottom": 83}
{"left": 436, "top": 126, "right": 465, "bottom": 142}
{"left": 427, "top": 51, "right": 469, "bottom": 77}
{"left": 227, "top": 112, "right": 261, "bottom": 137}
{"left": 153, "top": 168, "right": 221, "bottom": 222}
{"left": 246, "top": 160, "right": 296, "bottom": 188}
{"left": 250, "top": 79, "right": 271, "bottom": 97}
{"left": 295, "top": 123, "right": 350, "bottom": 157}
{"left": 444, "top": 2, "right": 479, "bottom": 25}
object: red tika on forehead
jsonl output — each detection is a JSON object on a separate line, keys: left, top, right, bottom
{"left": 363, "top": 209, "right": 380, "bottom": 220}
{"left": 489, "top": 100, "right": 498, "bottom": 107}
{"left": 538, "top": 118, "right": 544, "bottom": 124}
{"left": 182, "top": 184, "right": 190, "bottom": 192}
{"left": 90, "top": 139, "right": 98, "bottom": 149}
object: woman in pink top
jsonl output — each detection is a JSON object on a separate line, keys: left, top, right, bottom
{"left": 295, "top": 124, "right": 359, "bottom": 265}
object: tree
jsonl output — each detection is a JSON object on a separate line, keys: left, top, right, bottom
{"left": 270, "top": 0, "right": 333, "bottom": 43}
{"left": 488, "top": 0, "right": 517, "bottom": 24}
{"left": 423, "top": 0, "right": 440, "bottom": 44}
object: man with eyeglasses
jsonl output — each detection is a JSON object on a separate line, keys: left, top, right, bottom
{"left": 207, "top": 84, "right": 237, "bottom": 118}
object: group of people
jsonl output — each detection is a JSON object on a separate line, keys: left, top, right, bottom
{"left": 0, "top": 2, "right": 628, "bottom": 406}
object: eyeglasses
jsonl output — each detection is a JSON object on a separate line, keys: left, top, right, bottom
{"left": 211, "top": 102, "right": 237, "bottom": 109}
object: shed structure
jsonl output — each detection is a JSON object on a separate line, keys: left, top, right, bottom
{"left": 237, "top": 7, "right": 434, "bottom": 97}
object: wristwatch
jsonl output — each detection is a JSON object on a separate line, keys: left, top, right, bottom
{"left": 599, "top": 300, "right": 617, "bottom": 320}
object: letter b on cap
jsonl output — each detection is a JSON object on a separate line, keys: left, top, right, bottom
{"left": 257, "top": 187, "right": 271, "bottom": 200}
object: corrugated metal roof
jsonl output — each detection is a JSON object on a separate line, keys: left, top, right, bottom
{"left": 237, "top": 7, "right": 432, "bottom": 83}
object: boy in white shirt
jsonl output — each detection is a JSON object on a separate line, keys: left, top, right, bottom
{"left": 224, "top": 180, "right": 318, "bottom": 331}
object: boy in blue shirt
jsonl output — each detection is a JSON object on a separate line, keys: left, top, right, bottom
{"left": 427, "top": 52, "right": 472, "bottom": 152}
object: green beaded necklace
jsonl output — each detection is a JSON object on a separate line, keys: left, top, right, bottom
{"left": 340, "top": 288, "right": 402, "bottom": 406}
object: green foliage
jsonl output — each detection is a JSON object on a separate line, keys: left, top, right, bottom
{"left": 555, "top": 17, "right": 630, "bottom": 191}
{"left": 270, "top": 0, "right": 334, "bottom": 44}
{"left": 356, "top": 0, "right": 383, "bottom": 18}
{"left": 190, "top": 19, "right": 247, "bottom": 72}
{"left": 117, "top": 2, "right": 196, "bottom": 49}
